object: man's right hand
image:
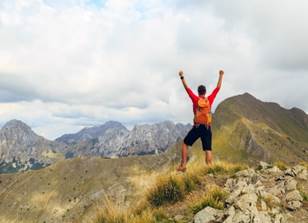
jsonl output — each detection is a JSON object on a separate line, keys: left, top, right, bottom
{"left": 219, "top": 70, "right": 224, "bottom": 76}
{"left": 179, "top": 70, "right": 184, "bottom": 78}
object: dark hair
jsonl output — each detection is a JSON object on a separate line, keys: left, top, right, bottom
{"left": 198, "top": 85, "right": 206, "bottom": 95}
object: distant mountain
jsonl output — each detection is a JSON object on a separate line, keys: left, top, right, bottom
{"left": 212, "top": 93, "right": 308, "bottom": 163}
{"left": 56, "top": 120, "right": 192, "bottom": 157}
{"left": 0, "top": 120, "right": 66, "bottom": 173}
{"left": 119, "top": 121, "right": 192, "bottom": 156}
{"left": 56, "top": 121, "right": 128, "bottom": 145}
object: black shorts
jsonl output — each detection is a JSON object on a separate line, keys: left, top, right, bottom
{"left": 184, "top": 124, "right": 212, "bottom": 151}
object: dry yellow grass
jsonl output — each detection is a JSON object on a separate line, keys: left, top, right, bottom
{"left": 93, "top": 157, "right": 247, "bottom": 223}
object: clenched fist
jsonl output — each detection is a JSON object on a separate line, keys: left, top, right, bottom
{"left": 219, "top": 70, "right": 224, "bottom": 76}
{"left": 179, "top": 70, "right": 184, "bottom": 78}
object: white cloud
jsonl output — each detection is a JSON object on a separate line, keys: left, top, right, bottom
{"left": 0, "top": 0, "right": 307, "bottom": 139}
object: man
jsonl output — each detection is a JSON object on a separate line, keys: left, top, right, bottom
{"left": 177, "top": 70, "right": 224, "bottom": 172}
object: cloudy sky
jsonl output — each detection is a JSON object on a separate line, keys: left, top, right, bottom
{"left": 0, "top": 0, "right": 307, "bottom": 139}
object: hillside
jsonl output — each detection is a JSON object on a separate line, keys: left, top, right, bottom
{"left": 0, "top": 142, "right": 182, "bottom": 223}
{"left": 212, "top": 93, "right": 308, "bottom": 164}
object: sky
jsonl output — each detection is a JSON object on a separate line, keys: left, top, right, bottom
{"left": 0, "top": 0, "right": 307, "bottom": 139}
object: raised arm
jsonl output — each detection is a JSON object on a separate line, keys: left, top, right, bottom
{"left": 179, "top": 70, "right": 198, "bottom": 102}
{"left": 179, "top": 70, "right": 189, "bottom": 89}
{"left": 208, "top": 70, "right": 224, "bottom": 105}
{"left": 217, "top": 70, "right": 224, "bottom": 88}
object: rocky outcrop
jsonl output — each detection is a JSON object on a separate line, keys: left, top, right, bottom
{"left": 193, "top": 162, "right": 307, "bottom": 223}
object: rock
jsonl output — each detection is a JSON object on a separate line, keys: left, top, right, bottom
{"left": 265, "top": 166, "right": 283, "bottom": 175}
{"left": 259, "top": 161, "right": 271, "bottom": 170}
{"left": 285, "top": 190, "right": 303, "bottom": 202}
{"left": 261, "top": 192, "right": 281, "bottom": 206}
{"left": 284, "top": 178, "right": 297, "bottom": 191}
{"left": 292, "top": 165, "right": 305, "bottom": 175}
{"left": 284, "top": 168, "right": 296, "bottom": 177}
{"left": 235, "top": 193, "right": 258, "bottom": 212}
{"left": 235, "top": 168, "right": 256, "bottom": 178}
{"left": 235, "top": 180, "right": 248, "bottom": 190}
{"left": 268, "top": 182, "right": 285, "bottom": 196}
{"left": 226, "top": 189, "right": 242, "bottom": 206}
{"left": 252, "top": 211, "right": 272, "bottom": 223}
{"left": 223, "top": 205, "right": 236, "bottom": 223}
{"left": 273, "top": 213, "right": 284, "bottom": 223}
{"left": 232, "top": 211, "right": 251, "bottom": 223}
{"left": 275, "top": 175, "right": 285, "bottom": 181}
{"left": 242, "top": 184, "right": 257, "bottom": 194}
{"left": 270, "top": 207, "right": 281, "bottom": 215}
{"left": 225, "top": 178, "right": 236, "bottom": 191}
{"left": 286, "top": 200, "right": 302, "bottom": 211}
{"left": 297, "top": 168, "right": 307, "bottom": 180}
{"left": 193, "top": 207, "right": 223, "bottom": 223}
{"left": 226, "top": 180, "right": 251, "bottom": 205}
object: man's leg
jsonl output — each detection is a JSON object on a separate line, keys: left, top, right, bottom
{"left": 181, "top": 143, "right": 188, "bottom": 166}
{"left": 201, "top": 125, "right": 213, "bottom": 166}
{"left": 177, "top": 126, "right": 199, "bottom": 172}
{"left": 205, "top": 150, "right": 213, "bottom": 166}
{"left": 177, "top": 143, "right": 188, "bottom": 172}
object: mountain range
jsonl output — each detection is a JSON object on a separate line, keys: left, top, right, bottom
{"left": 56, "top": 120, "right": 191, "bottom": 157}
{"left": 0, "top": 92, "right": 307, "bottom": 173}
{"left": 0, "top": 119, "right": 191, "bottom": 173}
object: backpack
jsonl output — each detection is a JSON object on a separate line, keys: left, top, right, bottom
{"left": 194, "top": 97, "right": 212, "bottom": 125}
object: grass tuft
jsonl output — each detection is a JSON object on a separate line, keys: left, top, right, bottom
{"left": 190, "top": 186, "right": 228, "bottom": 214}
{"left": 147, "top": 176, "right": 184, "bottom": 207}
{"left": 205, "top": 161, "right": 247, "bottom": 176}
{"left": 274, "top": 161, "right": 288, "bottom": 171}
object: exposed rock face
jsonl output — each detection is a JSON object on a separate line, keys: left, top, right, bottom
{"left": 194, "top": 162, "right": 308, "bottom": 223}
{"left": 0, "top": 120, "right": 66, "bottom": 173}
{"left": 57, "top": 121, "right": 191, "bottom": 157}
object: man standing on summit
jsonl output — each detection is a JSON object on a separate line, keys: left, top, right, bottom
{"left": 177, "top": 70, "right": 224, "bottom": 172}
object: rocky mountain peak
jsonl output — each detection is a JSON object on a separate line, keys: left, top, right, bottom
{"left": 103, "top": 120, "right": 127, "bottom": 129}
{"left": 2, "top": 119, "right": 33, "bottom": 132}
{"left": 0, "top": 119, "right": 38, "bottom": 141}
